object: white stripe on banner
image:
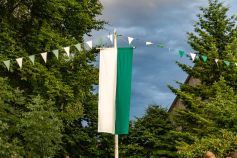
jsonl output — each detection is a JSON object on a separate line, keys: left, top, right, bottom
{"left": 98, "top": 48, "right": 117, "bottom": 134}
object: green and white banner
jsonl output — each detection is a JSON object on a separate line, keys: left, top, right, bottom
{"left": 98, "top": 47, "right": 133, "bottom": 135}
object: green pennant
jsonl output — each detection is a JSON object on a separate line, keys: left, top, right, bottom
{"left": 224, "top": 60, "right": 230, "bottom": 66}
{"left": 201, "top": 55, "right": 208, "bottom": 63}
{"left": 29, "top": 55, "right": 35, "bottom": 65}
{"left": 52, "top": 50, "right": 59, "bottom": 59}
{"left": 97, "top": 38, "right": 104, "bottom": 46}
{"left": 157, "top": 44, "right": 164, "bottom": 48}
{"left": 75, "top": 43, "right": 82, "bottom": 51}
{"left": 179, "top": 50, "right": 185, "bottom": 57}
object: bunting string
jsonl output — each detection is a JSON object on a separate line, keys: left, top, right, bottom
{"left": 120, "top": 34, "right": 237, "bottom": 66}
{"left": 0, "top": 32, "right": 236, "bottom": 72}
{"left": 0, "top": 42, "right": 87, "bottom": 71}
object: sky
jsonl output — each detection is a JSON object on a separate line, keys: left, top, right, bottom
{"left": 90, "top": 0, "right": 237, "bottom": 119}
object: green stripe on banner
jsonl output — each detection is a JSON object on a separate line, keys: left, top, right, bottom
{"left": 115, "top": 48, "right": 133, "bottom": 134}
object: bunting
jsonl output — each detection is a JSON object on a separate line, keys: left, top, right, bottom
{"left": 52, "top": 50, "right": 59, "bottom": 59}
{"left": 86, "top": 40, "right": 93, "bottom": 49}
{"left": 224, "top": 60, "right": 230, "bottom": 66}
{"left": 146, "top": 41, "right": 153, "bottom": 46}
{"left": 120, "top": 34, "right": 237, "bottom": 67}
{"left": 157, "top": 44, "right": 164, "bottom": 48}
{"left": 75, "top": 43, "right": 82, "bottom": 51}
{"left": 128, "top": 37, "right": 134, "bottom": 45}
{"left": 29, "top": 55, "right": 35, "bottom": 65}
{"left": 3, "top": 60, "right": 10, "bottom": 71}
{"left": 64, "top": 47, "right": 70, "bottom": 57}
{"left": 16, "top": 58, "right": 23, "bottom": 68}
{"left": 201, "top": 55, "right": 207, "bottom": 63}
{"left": 0, "top": 33, "right": 236, "bottom": 72}
{"left": 179, "top": 50, "right": 185, "bottom": 57}
{"left": 41, "top": 52, "right": 47, "bottom": 63}
{"left": 107, "top": 34, "right": 113, "bottom": 43}
{"left": 190, "top": 53, "right": 197, "bottom": 61}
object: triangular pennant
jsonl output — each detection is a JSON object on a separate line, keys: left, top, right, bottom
{"left": 190, "top": 53, "right": 197, "bottom": 61}
{"left": 97, "top": 37, "right": 104, "bottom": 46}
{"left": 64, "top": 47, "right": 70, "bottom": 57}
{"left": 3, "top": 60, "right": 10, "bottom": 71}
{"left": 146, "top": 41, "right": 153, "bottom": 46}
{"left": 157, "top": 44, "right": 164, "bottom": 48}
{"left": 179, "top": 50, "right": 185, "bottom": 57}
{"left": 195, "top": 54, "right": 200, "bottom": 59}
{"left": 40, "top": 52, "right": 47, "bottom": 63}
{"left": 75, "top": 43, "right": 82, "bottom": 51}
{"left": 128, "top": 37, "right": 134, "bottom": 45}
{"left": 52, "top": 50, "right": 59, "bottom": 59}
{"left": 86, "top": 40, "right": 93, "bottom": 49}
{"left": 215, "top": 59, "right": 219, "bottom": 64}
{"left": 201, "top": 55, "right": 208, "bottom": 63}
{"left": 29, "top": 55, "right": 35, "bottom": 65}
{"left": 107, "top": 34, "right": 113, "bottom": 43}
{"left": 16, "top": 58, "right": 23, "bottom": 68}
{"left": 224, "top": 60, "right": 230, "bottom": 66}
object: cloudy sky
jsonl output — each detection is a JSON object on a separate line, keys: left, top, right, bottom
{"left": 91, "top": 0, "right": 237, "bottom": 119}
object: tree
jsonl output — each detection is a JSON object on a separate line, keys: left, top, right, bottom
{"left": 18, "top": 96, "right": 63, "bottom": 158}
{"left": 0, "top": 0, "right": 106, "bottom": 157}
{"left": 179, "top": 0, "right": 237, "bottom": 88}
{"left": 121, "top": 105, "right": 177, "bottom": 158}
{"left": 169, "top": 0, "right": 237, "bottom": 157}
{"left": 0, "top": 77, "right": 23, "bottom": 157}
{"left": 174, "top": 79, "right": 237, "bottom": 157}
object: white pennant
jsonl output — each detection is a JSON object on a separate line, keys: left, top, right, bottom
{"left": 235, "top": 63, "right": 237, "bottom": 66}
{"left": 16, "top": 58, "right": 23, "bottom": 68}
{"left": 3, "top": 60, "right": 10, "bottom": 71}
{"left": 41, "top": 52, "right": 47, "bottom": 63}
{"left": 64, "top": 47, "right": 70, "bottom": 57}
{"left": 86, "top": 40, "right": 93, "bottom": 49}
{"left": 29, "top": 55, "right": 35, "bottom": 65}
{"left": 128, "top": 37, "right": 134, "bottom": 45}
{"left": 190, "top": 53, "right": 197, "bottom": 61}
{"left": 75, "top": 43, "right": 82, "bottom": 51}
{"left": 215, "top": 59, "right": 219, "bottom": 64}
{"left": 52, "top": 50, "right": 59, "bottom": 59}
{"left": 107, "top": 34, "right": 113, "bottom": 43}
{"left": 146, "top": 41, "right": 153, "bottom": 46}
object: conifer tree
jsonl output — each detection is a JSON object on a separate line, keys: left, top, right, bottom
{"left": 170, "top": 0, "right": 237, "bottom": 157}
{"left": 121, "top": 105, "right": 177, "bottom": 158}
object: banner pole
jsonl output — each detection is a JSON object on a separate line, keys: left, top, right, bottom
{"left": 114, "top": 30, "right": 119, "bottom": 158}
{"left": 115, "top": 135, "right": 119, "bottom": 158}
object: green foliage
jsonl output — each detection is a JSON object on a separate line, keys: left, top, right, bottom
{"left": 121, "top": 105, "right": 177, "bottom": 158}
{"left": 0, "top": 0, "right": 106, "bottom": 157}
{"left": 18, "top": 96, "right": 63, "bottom": 157}
{"left": 177, "top": 129, "right": 237, "bottom": 158}
{"left": 0, "top": 77, "right": 24, "bottom": 157}
{"left": 61, "top": 94, "right": 114, "bottom": 158}
{"left": 178, "top": 0, "right": 237, "bottom": 88}
{"left": 170, "top": 0, "right": 237, "bottom": 157}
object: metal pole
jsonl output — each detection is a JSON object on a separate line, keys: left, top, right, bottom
{"left": 114, "top": 30, "right": 119, "bottom": 158}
